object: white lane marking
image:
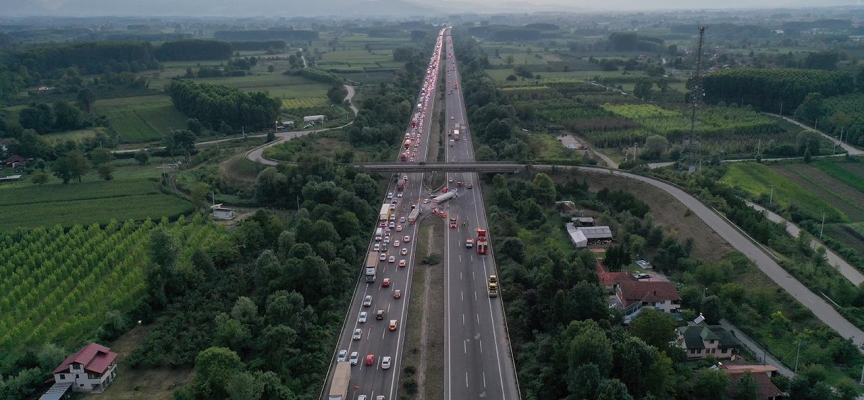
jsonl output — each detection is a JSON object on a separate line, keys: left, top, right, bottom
{"left": 483, "top": 372, "right": 487, "bottom": 388}
{"left": 466, "top": 372, "right": 469, "bottom": 388}
{"left": 461, "top": 291, "right": 464, "bottom": 302}
{"left": 479, "top": 339, "right": 483, "bottom": 353}
{"left": 474, "top": 291, "right": 477, "bottom": 301}
{"left": 464, "top": 341, "right": 467, "bottom": 353}
{"left": 462, "top": 313, "right": 465, "bottom": 325}
{"left": 460, "top": 271, "right": 463, "bottom": 280}
{"left": 477, "top": 313, "right": 480, "bottom": 325}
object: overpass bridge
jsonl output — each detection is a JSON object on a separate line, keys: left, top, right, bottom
{"left": 351, "top": 162, "right": 524, "bottom": 173}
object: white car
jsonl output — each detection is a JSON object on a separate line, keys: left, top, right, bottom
{"left": 338, "top": 349, "right": 347, "bottom": 362}
{"left": 349, "top": 352, "right": 359, "bottom": 365}
{"left": 401, "top": 248, "right": 408, "bottom": 256}
{"left": 388, "top": 256, "right": 396, "bottom": 263}
{"left": 397, "top": 192, "right": 403, "bottom": 198}
{"left": 387, "top": 192, "right": 393, "bottom": 199}
{"left": 396, "top": 225, "right": 403, "bottom": 232}
{"left": 373, "top": 243, "right": 380, "bottom": 252}
{"left": 399, "top": 217, "right": 406, "bottom": 223}
{"left": 403, "top": 235, "right": 410, "bottom": 243}
{"left": 381, "top": 356, "right": 391, "bottom": 370}
{"left": 353, "top": 329, "right": 362, "bottom": 340}
{"left": 389, "top": 222, "right": 395, "bottom": 228}
{"left": 358, "top": 311, "right": 367, "bottom": 323}
{"left": 379, "top": 253, "right": 386, "bottom": 261}
{"left": 363, "top": 295, "right": 372, "bottom": 307}
{"left": 394, "top": 240, "right": 400, "bottom": 247}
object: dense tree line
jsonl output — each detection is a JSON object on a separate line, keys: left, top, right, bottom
{"left": 0, "top": 41, "right": 158, "bottom": 76}
{"left": 608, "top": 32, "right": 665, "bottom": 52}
{"left": 155, "top": 39, "right": 233, "bottom": 61}
{"left": 214, "top": 30, "right": 319, "bottom": 41}
{"left": 702, "top": 68, "right": 854, "bottom": 114}
{"left": 285, "top": 68, "right": 343, "bottom": 85}
{"left": 166, "top": 79, "right": 281, "bottom": 133}
{"left": 229, "top": 40, "right": 287, "bottom": 51}
{"left": 127, "top": 157, "right": 379, "bottom": 399}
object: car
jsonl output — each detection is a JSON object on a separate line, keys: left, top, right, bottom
{"left": 359, "top": 311, "right": 367, "bottom": 323}
{"left": 373, "top": 243, "right": 380, "bottom": 252}
{"left": 403, "top": 235, "right": 411, "bottom": 243}
{"left": 398, "top": 259, "right": 407, "bottom": 267}
{"left": 382, "top": 238, "right": 390, "bottom": 247}
{"left": 423, "top": 199, "right": 430, "bottom": 204}
{"left": 389, "top": 320, "right": 397, "bottom": 331}
{"left": 389, "top": 222, "right": 395, "bottom": 229}
{"left": 358, "top": 396, "right": 367, "bottom": 400}
{"left": 376, "top": 396, "right": 385, "bottom": 400}
{"left": 448, "top": 177, "right": 454, "bottom": 183}
{"left": 393, "top": 290, "right": 402, "bottom": 299}
{"left": 401, "top": 248, "right": 408, "bottom": 256}
{"left": 381, "top": 356, "right": 392, "bottom": 370}
{"left": 379, "top": 253, "right": 386, "bottom": 261}
{"left": 388, "top": 256, "right": 395, "bottom": 263}
{"left": 365, "top": 354, "right": 375, "bottom": 366}
{"left": 353, "top": 329, "right": 362, "bottom": 340}
{"left": 395, "top": 225, "right": 403, "bottom": 232}
{"left": 393, "top": 240, "right": 400, "bottom": 247}
{"left": 451, "top": 116, "right": 454, "bottom": 120}
{"left": 467, "top": 182, "right": 473, "bottom": 189}
{"left": 382, "top": 278, "right": 391, "bottom": 288}
{"left": 387, "top": 192, "right": 393, "bottom": 199}
{"left": 376, "top": 309, "right": 385, "bottom": 320}
{"left": 399, "top": 216, "right": 406, "bottom": 223}
{"left": 389, "top": 204, "right": 396, "bottom": 211}
{"left": 389, "top": 214, "right": 396, "bottom": 221}
{"left": 409, "top": 158, "right": 415, "bottom": 163}
{"left": 635, "top": 273, "right": 650, "bottom": 280}
{"left": 363, "top": 295, "right": 372, "bottom": 307}
{"left": 391, "top": 198, "right": 398, "bottom": 205}
{"left": 397, "top": 192, "right": 403, "bottom": 198}
{"left": 349, "top": 352, "right": 359, "bottom": 365}
{"left": 338, "top": 349, "right": 347, "bottom": 362}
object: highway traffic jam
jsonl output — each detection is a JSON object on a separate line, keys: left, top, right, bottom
{"left": 327, "top": 28, "right": 448, "bottom": 400}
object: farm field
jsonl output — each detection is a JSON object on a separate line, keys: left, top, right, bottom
{"left": 263, "top": 129, "right": 380, "bottom": 162}
{"left": 771, "top": 163, "right": 864, "bottom": 222}
{"left": 812, "top": 160, "right": 864, "bottom": 195}
{"left": 96, "top": 95, "right": 189, "bottom": 144}
{"left": 824, "top": 223, "right": 864, "bottom": 257}
{"left": 0, "top": 164, "right": 192, "bottom": 231}
{"left": 0, "top": 216, "right": 227, "bottom": 354}
{"left": 720, "top": 162, "right": 846, "bottom": 223}
{"left": 42, "top": 127, "right": 105, "bottom": 142}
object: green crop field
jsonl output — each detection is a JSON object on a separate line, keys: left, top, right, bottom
{"left": 42, "top": 127, "right": 105, "bottom": 142}
{"left": 772, "top": 163, "right": 864, "bottom": 222}
{"left": 96, "top": 95, "right": 189, "bottom": 143}
{"left": 0, "top": 216, "right": 227, "bottom": 352}
{"left": 0, "top": 164, "right": 192, "bottom": 230}
{"left": 721, "top": 162, "right": 847, "bottom": 223}
{"left": 812, "top": 160, "right": 864, "bottom": 195}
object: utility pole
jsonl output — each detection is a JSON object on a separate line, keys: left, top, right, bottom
{"left": 769, "top": 185, "right": 774, "bottom": 205}
{"left": 795, "top": 340, "right": 802, "bottom": 372}
{"left": 779, "top": 100, "right": 783, "bottom": 116}
{"left": 820, "top": 212, "right": 826, "bottom": 240}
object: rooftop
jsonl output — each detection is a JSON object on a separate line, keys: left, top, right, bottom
{"left": 618, "top": 280, "right": 680, "bottom": 307}
{"left": 676, "top": 325, "right": 741, "bottom": 350}
{"left": 53, "top": 343, "right": 117, "bottom": 375}
{"left": 577, "top": 226, "right": 612, "bottom": 239}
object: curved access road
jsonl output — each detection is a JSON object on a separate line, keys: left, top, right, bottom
{"left": 246, "top": 84, "right": 358, "bottom": 165}
{"left": 765, "top": 113, "right": 864, "bottom": 156}
{"left": 549, "top": 166, "right": 864, "bottom": 345}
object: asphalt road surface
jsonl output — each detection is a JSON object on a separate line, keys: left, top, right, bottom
{"left": 321, "top": 30, "right": 447, "bottom": 400}
{"left": 440, "top": 34, "right": 521, "bottom": 400}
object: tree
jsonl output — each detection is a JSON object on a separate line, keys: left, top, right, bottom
{"left": 19, "top": 103, "right": 54, "bottom": 133}
{"left": 190, "top": 182, "right": 210, "bottom": 210}
{"left": 164, "top": 129, "right": 197, "bottom": 158}
{"left": 51, "top": 150, "right": 91, "bottom": 183}
{"left": 505, "top": 55, "right": 515, "bottom": 66}
{"left": 76, "top": 88, "right": 96, "bottom": 115}
{"left": 700, "top": 295, "right": 723, "bottom": 324}
{"left": 531, "top": 173, "right": 556, "bottom": 205}
{"left": 797, "top": 92, "right": 824, "bottom": 124}
{"left": 30, "top": 172, "right": 49, "bottom": 184}
{"left": 193, "top": 347, "right": 245, "bottom": 399}
{"left": 96, "top": 163, "right": 115, "bottom": 180}
{"left": 633, "top": 78, "right": 653, "bottom": 100}
{"left": 267, "top": 65, "right": 275, "bottom": 73}
{"left": 226, "top": 371, "right": 265, "bottom": 400}
{"left": 597, "top": 378, "right": 634, "bottom": 400}
{"left": 89, "top": 147, "right": 113, "bottom": 166}
{"left": 629, "top": 309, "right": 677, "bottom": 352}
{"left": 134, "top": 149, "right": 150, "bottom": 165}
{"left": 732, "top": 371, "right": 760, "bottom": 400}
{"left": 52, "top": 101, "right": 82, "bottom": 131}
{"left": 692, "top": 368, "right": 729, "bottom": 400}
{"left": 146, "top": 228, "right": 181, "bottom": 307}
{"left": 644, "top": 135, "right": 668, "bottom": 159}
{"left": 186, "top": 118, "right": 203, "bottom": 135}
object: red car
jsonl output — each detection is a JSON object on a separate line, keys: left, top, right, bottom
{"left": 382, "top": 278, "right": 391, "bottom": 288}
{"left": 365, "top": 354, "right": 375, "bottom": 366}
{"left": 393, "top": 290, "right": 402, "bottom": 299}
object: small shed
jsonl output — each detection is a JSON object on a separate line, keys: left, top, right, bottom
{"left": 566, "top": 223, "right": 588, "bottom": 248}
{"left": 211, "top": 204, "right": 236, "bottom": 220}
{"left": 571, "top": 216, "right": 595, "bottom": 226}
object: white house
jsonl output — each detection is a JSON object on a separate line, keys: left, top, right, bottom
{"left": 213, "top": 207, "right": 236, "bottom": 220}
{"left": 52, "top": 343, "right": 118, "bottom": 393}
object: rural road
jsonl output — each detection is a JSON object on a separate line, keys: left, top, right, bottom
{"left": 766, "top": 113, "right": 864, "bottom": 156}
{"left": 748, "top": 201, "right": 864, "bottom": 286}
{"left": 245, "top": 85, "right": 358, "bottom": 165}
{"left": 113, "top": 85, "right": 358, "bottom": 158}
{"left": 552, "top": 166, "right": 864, "bottom": 346}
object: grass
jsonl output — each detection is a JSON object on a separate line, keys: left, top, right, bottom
{"left": 42, "top": 127, "right": 107, "bottom": 142}
{"left": 0, "top": 164, "right": 192, "bottom": 231}
{"left": 773, "top": 163, "right": 864, "bottom": 222}
{"left": 96, "top": 95, "right": 189, "bottom": 143}
{"left": 720, "top": 162, "right": 847, "bottom": 223}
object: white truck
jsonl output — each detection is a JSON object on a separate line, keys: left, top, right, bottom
{"left": 328, "top": 362, "right": 350, "bottom": 400}
{"left": 433, "top": 191, "right": 457, "bottom": 204}
{"left": 365, "top": 252, "right": 377, "bottom": 283}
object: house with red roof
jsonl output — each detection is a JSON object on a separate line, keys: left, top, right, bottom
{"left": 616, "top": 280, "right": 681, "bottom": 318}
{"left": 722, "top": 364, "right": 784, "bottom": 399}
{"left": 52, "top": 343, "right": 118, "bottom": 393}
{"left": 595, "top": 259, "right": 636, "bottom": 290}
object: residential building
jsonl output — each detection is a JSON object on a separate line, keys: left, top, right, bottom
{"left": 52, "top": 343, "right": 118, "bottom": 393}
{"left": 595, "top": 259, "right": 635, "bottom": 290}
{"left": 722, "top": 364, "right": 784, "bottom": 400}
{"left": 212, "top": 207, "right": 236, "bottom": 220}
{"left": 616, "top": 280, "right": 681, "bottom": 317}
{"left": 676, "top": 324, "right": 741, "bottom": 360}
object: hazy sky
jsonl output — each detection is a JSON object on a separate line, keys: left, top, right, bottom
{"left": 3, "top": 0, "right": 860, "bottom": 17}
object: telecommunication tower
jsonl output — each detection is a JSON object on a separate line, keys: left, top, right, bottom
{"left": 686, "top": 26, "right": 706, "bottom": 172}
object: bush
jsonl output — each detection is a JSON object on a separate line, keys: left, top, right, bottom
{"left": 506, "top": 74, "right": 518, "bottom": 81}
{"left": 403, "top": 377, "right": 418, "bottom": 395}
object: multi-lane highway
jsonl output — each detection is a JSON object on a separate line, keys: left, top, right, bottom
{"left": 440, "top": 34, "right": 521, "bottom": 400}
{"left": 322, "top": 29, "right": 446, "bottom": 400}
